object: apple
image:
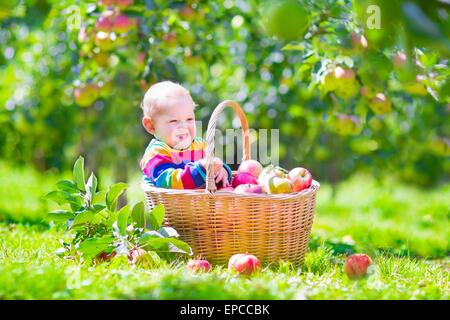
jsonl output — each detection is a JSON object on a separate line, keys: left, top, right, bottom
{"left": 257, "top": 165, "right": 287, "bottom": 186}
{"left": 322, "top": 66, "right": 359, "bottom": 99}
{"left": 217, "top": 186, "right": 234, "bottom": 192}
{"left": 180, "top": 5, "right": 196, "bottom": 21}
{"left": 128, "top": 248, "right": 155, "bottom": 268}
{"left": 369, "top": 93, "right": 392, "bottom": 115}
{"left": 232, "top": 172, "right": 257, "bottom": 188}
{"left": 186, "top": 259, "right": 212, "bottom": 273}
{"left": 344, "top": 254, "right": 373, "bottom": 279}
{"left": 261, "top": 0, "right": 311, "bottom": 42}
{"left": 264, "top": 176, "right": 293, "bottom": 194}
{"left": 228, "top": 253, "right": 261, "bottom": 275}
{"left": 330, "top": 114, "right": 362, "bottom": 136}
{"left": 95, "top": 15, "right": 114, "bottom": 32}
{"left": 163, "top": 32, "right": 178, "bottom": 47}
{"left": 234, "top": 184, "right": 264, "bottom": 194}
{"left": 350, "top": 32, "right": 368, "bottom": 50}
{"left": 393, "top": 51, "right": 407, "bottom": 68}
{"left": 238, "top": 159, "right": 263, "bottom": 179}
{"left": 112, "top": 14, "right": 135, "bottom": 33}
{"left": 74, "top": 83, "right": 99, "bottom": 107}
{"left": 288, "top": 167, "right": 312, "bottom": 192}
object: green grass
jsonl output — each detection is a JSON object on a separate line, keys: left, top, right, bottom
{"left": 0, "top": 162, "right": 449, "bottom": 299}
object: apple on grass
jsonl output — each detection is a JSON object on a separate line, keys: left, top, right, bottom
{"left": 344, "top": 254, "right": 373, "bottom": 279}
{"left": 228, "top": 253, "right": 261, "bottom": 276}
{"left": 288, "top": 167, "right": 312, "bottom": 192}
{"left": 186, "top": 259, "right": 212, "bottom": 273}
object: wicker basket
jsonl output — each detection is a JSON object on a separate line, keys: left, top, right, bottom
{"left": 142, "top": 100, "right": 320, "bottom": 265}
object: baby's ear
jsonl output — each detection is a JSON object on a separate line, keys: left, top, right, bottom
{"left": 142, "top": 116, "right": 155, "bottom": 134}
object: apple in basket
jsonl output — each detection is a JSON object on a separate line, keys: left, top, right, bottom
{"left": 263, "top": 176, "right": 293, "bottom": 194}
{"left": 217, "top": 186, "right": 234, "bottom": 192}
{"left": 186, "top": 259, "right": 212, "bottom": 273}
{"left": 344, "top": 254, "right": 373, "bottom": 279}
{"left": 288, "top": 167, "right": 312, "bottom": 192}
{"left": 232, "top": 171, "right": 258, "bottom": 188}
{"left": 228, "top": 253, "right": 261, "bottom": 275}
{"left": 234, "top": 183, "right": 264, "bottom": 194}
{"left": 238, "top": 159, "right": 263, "bottom": 179}
{"left": 257, "top": 164, "right": 288, "bottom": 186}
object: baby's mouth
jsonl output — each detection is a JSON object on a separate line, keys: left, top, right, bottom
{"left": 176, "top": 133, "right": 189, "bottom": 140}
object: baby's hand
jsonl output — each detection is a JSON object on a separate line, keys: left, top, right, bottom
{"left": 200, "top": 157, "right": 224, "bottom": 174}
{"left": 215, "top": 167, "right": 230, "bottom": 187}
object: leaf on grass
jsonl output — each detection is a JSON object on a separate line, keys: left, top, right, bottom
{"left": 73, "top": 156, "right": 86, "bottom": 192}
{"left": 106, "top": 183, "right": 127, "bottom": 211}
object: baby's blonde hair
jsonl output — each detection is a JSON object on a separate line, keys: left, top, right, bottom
{"left": 140, "top": 81, "right": 196, "bottom": 117}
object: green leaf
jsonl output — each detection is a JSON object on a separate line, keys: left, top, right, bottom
{"left": 158, "top": 226, "right": 179, "bottom": 238}
{"left": 44, "top": 191, "right": 82, "bottom": 211}
{"left": 73, "top": 156, "right": 86, "bottom": 192}
{"left": 71, "top": 210, "right": 94, "bottom": 228}
{"left": 140, "top": 237, "right": 192, "bottom": 255}
{"left": 148, "top": 204, "right": 165, "bottom": 231}
{"left": 78, "top": 236, "right": 114, "bottom": 259}
{"left": 282, "top": 42, "right": 305, "bottom": 51}
{"left": 45, "top": 210, "right": 75, "bottom": 223}
{"left": 131, "top": 202, "right": 145, "bottom": 228}
{"left": 106, "top": 183, "right": 127, "bottom": 211}
{"left": 56, "top": 180, "right": 79, "bottom": 193}
{"left": 117, "top": 204, "right": 131, "bottom": 236}
{"left": 44, "top": 190, "right": 72, "bottom": 205}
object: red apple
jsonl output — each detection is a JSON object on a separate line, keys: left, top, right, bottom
{"left": 112, "top": 14, "right": 135, "bottom": 33}
{"left": 95, "top": 15, "right": 114, "bottom": 32}
{"left": 232, "top": 172, "right": 257, "bottom": 188}
{"left": 344, "top": 254, "right": 373, "bottom": 279}
{"left": 228, "top": 253, "right": 261, "bottom": 275}
{"left": 288, "top": 167, "right": 312, "bottom": 192}
{"left": 186, "top": 259, "right": 212, "bottom": 273}
{"left": 238, "top": 159, "right": 263, "bottom": 179}
{"left": 234, "top": 184, "right": 264, "bottom": 194}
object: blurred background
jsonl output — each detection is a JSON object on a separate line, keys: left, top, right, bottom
{"left": 0, "top": 0, "right": 449, "bottom": 190}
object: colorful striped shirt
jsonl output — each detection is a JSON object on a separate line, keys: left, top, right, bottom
{"left": 140, "top": 137, "right": 232, "bottom": 189}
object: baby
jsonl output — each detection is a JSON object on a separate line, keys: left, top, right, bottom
{"left": 140, "top": 81, "right": 232, "bottom": 189}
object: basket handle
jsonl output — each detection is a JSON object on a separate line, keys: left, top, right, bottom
{"left": 205, "top": 100, "right": 250, "bottom": 192}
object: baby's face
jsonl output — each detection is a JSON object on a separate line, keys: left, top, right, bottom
{"left": 151, "top": 94, "right": 196, "bottom": 150}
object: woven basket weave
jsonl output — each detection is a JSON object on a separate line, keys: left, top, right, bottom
{"left": 142, "top": 100, "right": 320, "bottom": 265}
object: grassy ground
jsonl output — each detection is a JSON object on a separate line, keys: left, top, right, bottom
{"left": 0, "top": 162, "right": 448, "bottom": 299}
